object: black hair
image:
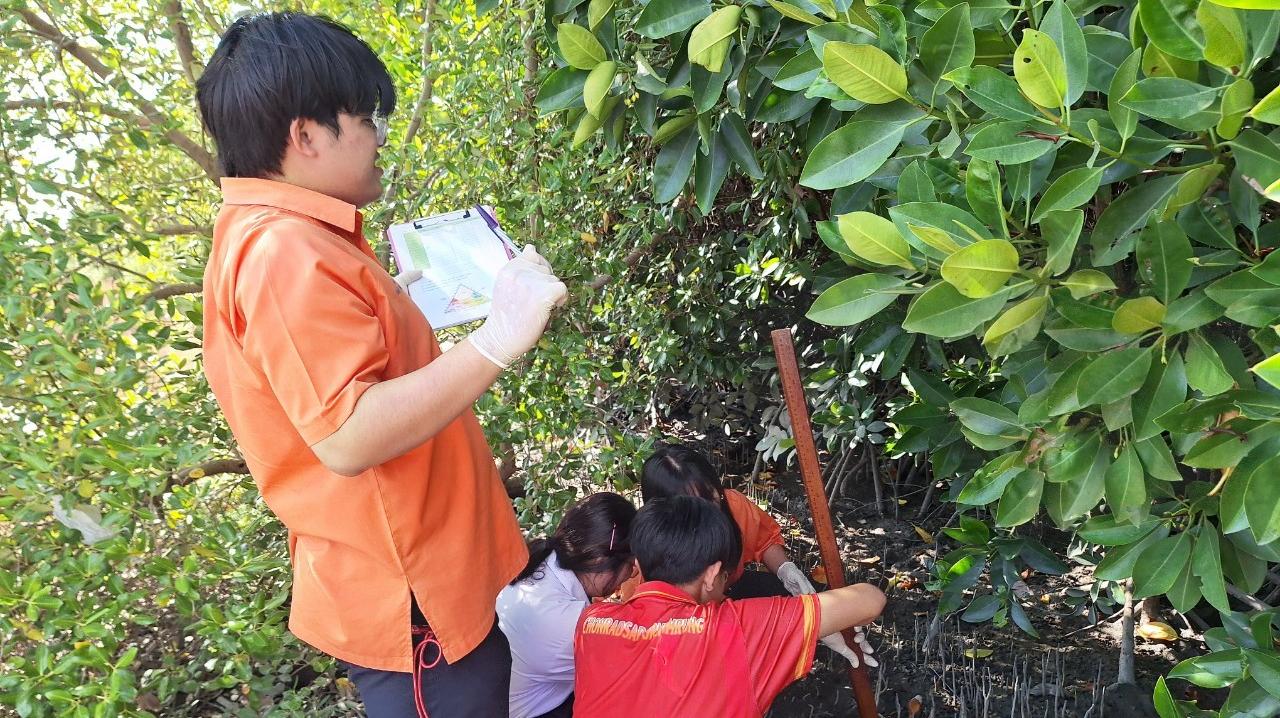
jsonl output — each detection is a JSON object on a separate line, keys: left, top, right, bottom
{"left": 640, "top": 443, "right": 742, "bottom": 557}
{"left": 195, "top": 12, "right": 397, "bottom": 178}
{"left": 513, "top": 492, "right": 637, "bottom": 584}
{"left": 630, "top": 496, "right": 743, "bottom": 586}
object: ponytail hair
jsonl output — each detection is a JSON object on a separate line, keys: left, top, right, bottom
{"left": 513, "top": 492, "right": 638, "bottom": 584}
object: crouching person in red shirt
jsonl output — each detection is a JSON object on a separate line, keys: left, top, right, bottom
{"left": 572, "top": 495, "right": 885, "bottom": 717}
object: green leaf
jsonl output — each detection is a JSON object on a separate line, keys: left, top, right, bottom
{"left": 1045, "top": 430, "right": 1101, "bottom": 482}
{"left": 688, "top": 6, "right": 742, "bottom": 73}
{"left": 1135, "top": 436, "right": 1183, "bottom": 482}
{"left": 635, "top": 0, "right": 711, "bottom": 38}
{"left": 1062, "top": 269, "right": 1115, "bottom": 298}
{"left": 891, "top": 202, "right": 986, "bottom": 259}
{"left": 583, "top": 61, "right": 616, "bottom": 118}
{"left": 996, "top": 468, "right": 1044, "bottom": 527}
{"left": 1253, "top": 353, "right": 1280, "bottom": 391}
{"left": 1120, "top": 78, "right": 1219, "bottom": 121}
{"left": 718, "top": 113, "right": 763, "bottom": 180}
{"left": 1167, "top": 555, "right": 1203, "bottom": 613}
{"left": 1163, "top": 291, "right": 1226, "bottom": 336}
{"left": 1112, "top": 296, "right": 1166, "bottom": 334}
{"left": 940, "top": 239, "right": 1020, "bottom": 298}
{"left": 1105, "top": 444, "right": 1148, "bottom": 524}
{"left": 1043, "top": 438, "right": 1109, "bottom": 525}
{"left": 837, "top": 212, "right": 915, "bottom": 269}
{"left": 1079, "top": 514, "right": 1161, "bottom": 546}
{"left": 1199, "top": 2, "right": 1247, "bottom": 70}
{"left": 951, "top": 397, "right": 1024, "bottom": 437}
{"left": 1168, "top": 649, "right": 1245, "bottom": 689}
{"left": 920, "top": 4, "right": 975, "bottom": 83}
{"left": 1078, "top": 346, "right": 1153, "bottom": 407}
{"left": 652, "top": 126, "right": 699, "bottom": 203}
{"left": 1228, "top": 131, "right": 1280, "bottom": 193}
{"left": 653, "top": 115, "right": 698, "bottom": 145}
{"left": 1250, "top": 82, "right": 1280, "bottom": 125}
{"left": 983, "top": 295, "right": 1048, "bottom": 356}
{"left": 1107, "top": 48, "right": 1143, "bottom": 144}
{"left": 1193, "top": 521, "right": 1231, "bottom": 613}
{"left": 823, "top": 42, "right": 909, "bottom": 104}
{"left": 1244, "top": 453, "right": 1280, "bottom": 544}
{"left": 1140, "top": 0, "right": 1206, "bottom": 61}
{"left": 944, "top": 66, "right": 1040, "bottom": 121}
{"left": 957, "top": 453, "right": 1023, "bottom": 505}
{"left": 904, "top": 282, "right": 1011, "bottom": 338}
{"left": 1244, "top": 650, "right": 1280, "bottom": 699}
{"left": 534, "top": 68, "right": 589, "bottom": 114}
{"left": 774, "top": 50, "right": 822, "bottom": 91}
{"left": 557, "top": 24, "right": 606, "bottom": 70}
{"left": 587, "top": 0, "right": 616, "bottom": 30}
{"left": 1132, "top": 352, "right": 1188, "bottom": 441}
{"left": 1153, "top": 677, "right": 1185, "bottom": 718}
{"left": 572, "top": 108, "right": 605, "bottom": 147}
{"left": 694, "top": 132, "right": 730, "bottom": 214}
{"left": 966, "top": 121, "right": 1063, "bottom": 164}
{"left": 1208, "top": 0, "right": 1280, "bottom": 7}
{"left": 1041, "top": 209, "right": 1083, "bottom": 277}
{"left": 1219, "top": 78, "right": 1255, "bottom": 140}
{"left": 1165, "top": 163, "right": 1225, "bottom": 218}
{"left": 806, "top": 274, "right": 907, "bottom": 326}
{"left": 1013, "top": 29, "right": 1067, "bottom": 108}
{"left": 1032, "top": 167, "right": 1105, "bottom": 223}
{"left": 1095, "top": 524, "right": 1169, "bottom": 581}
{"left": 1038, "top": 0, "right": 1088, "bottom": 105}
{"left": 907, "top": 224, "right": 963, "bottom": 257}
{"left": 799, "top": 117, "right": 909, "bottom": 190}
{"left": 766, "top": 0, "right": 824, "bottom": 25}
{"left": 1090, "top": 175, "right": 1183, "bottom": 266}
{"left": 900, "top": 161, "right": 938, "bottom": 204}
{"left": 1135, "top": 222, "right": 1192, "bottom": 307}
{"left": 1186, "top": 333, "right": 1235, "bottom": 396}
{"left": 1220, "top": 437, "right": 1280, "bottom": 533}
{"left": 1133, "top": 531, "right": 1192, "bottom": 598}
{"left": 964, "top": 158, "right": 1002, "bottom": 229}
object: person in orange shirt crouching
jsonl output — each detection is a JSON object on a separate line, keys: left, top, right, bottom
{"left": 573, "top": 496, "right": 885, "bottom": 717}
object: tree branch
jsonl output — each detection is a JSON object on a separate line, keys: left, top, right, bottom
{"left": 168, "top": 457, "right": 250, "bottom": 491}
{"left": 379, "top": 0, "right": 438, "bottom": 212}
{"left": 143, "top": 282, "right": 202, "bottom": 301}
{"left": 162, "top": 0, "right": 202, "bottom": 84}
{"left": 153, "top": 223, "right": 212, "bottom": 237}
{"left": 16, "top": 8, "right": 220, "bottom": 183}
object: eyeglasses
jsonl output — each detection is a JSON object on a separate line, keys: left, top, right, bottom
{"left": 371, "top": 112, "right": 388, "bottom": 147}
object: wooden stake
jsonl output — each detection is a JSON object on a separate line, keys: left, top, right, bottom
{"left": 771, "top": 328, "right": 879, "bottom": 718}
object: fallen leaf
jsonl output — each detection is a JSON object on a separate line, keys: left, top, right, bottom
{"left": 580, "top": 232, "right": 597, "bottom": 246}
{"left": 857, "top": 556, "right": 881, "bottom": 565}
{"left": 1039, "top": 593, "right": 1051, "bottom": 604}
{"left": 335, "top": 677, "right": 357, "bottom": 699}
{"left": 811, "top": 564, "right": 828, "bottom": 584}
{"left": 963, "top": 648, "right": 994, "bottom": 659}
{"left": 913, "top": 525, "right": 934, "bottom": 542}
{"left": 897, "top": 498, "right": 908, "bottom": 505}
{"left": 1137, "top": 621, "right": 1178, "bottom": 642}
{"left": 908, "top": 694, "right": 923, "bottom": 717}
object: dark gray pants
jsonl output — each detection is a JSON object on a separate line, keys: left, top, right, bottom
{"left": 341, "top": 608, "right": 511, "bottom": 718}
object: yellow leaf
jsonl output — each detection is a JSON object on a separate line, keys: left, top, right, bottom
{"left": 1137, "top": 621, "right": 1178, "bottom": 641}
{"left": 963, "top": 648, "right": 994, "bottom": 659}
{"left": 811, "top": 564, "right": 828, "bottom": 584}
{"left": 580, "top": 232, "right": 598, "bottom": 245}
{"left": 74, "top": 640, "right": 91, "bottom": 650}
{"left": 187, "top": 468, "right": 205, "bottom": 479}
{"left": 913, "top": 525, "right": 934, "bottom": 542}
{"left": 77, "top": 479, "right": 94, "bottom": 498}
{"left": 24, "top": 627, "right": 45, "bottom": 641}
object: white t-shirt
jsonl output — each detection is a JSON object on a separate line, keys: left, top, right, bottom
{"left": 496, "top": 552, "right": 588, "bottom": 718}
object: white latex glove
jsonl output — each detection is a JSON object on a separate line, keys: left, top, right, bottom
{"left": 394, "top": 269, "right": 422, "bottom": 290}
{"left": 777, "top": 561, "right": 817, "bottom": 596}
{"left": 469, "top": 245, "right": 567, "bottom": 369}
{"left": 821, "top": 629, "right": 878, "bottom": 668}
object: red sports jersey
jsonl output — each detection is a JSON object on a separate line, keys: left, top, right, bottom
{"left": 573, "top": 581, "right": 820, "bottom": 717}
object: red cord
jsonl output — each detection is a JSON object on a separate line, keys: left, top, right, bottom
{"left": 411, "top": 625, "right": 443, "bottom": 718}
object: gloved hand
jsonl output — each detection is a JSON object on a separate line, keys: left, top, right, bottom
{"left": 777, "top": 561, "right": 817, "bottom": 596}
{"left": 469, "top": 245, "right": 568, "bottom": 369}
{"left": 821, "top": 629, "right": 878, "bottom": 668}
{"left": 394, "top": 269, "right": 422, "bottom": 290}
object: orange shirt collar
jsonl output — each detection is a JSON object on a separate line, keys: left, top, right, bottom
{"left": 221, "top": 177, "right": 362, "bottom": 235}
{"left": 628, "top": 580, "right": 699, "bottom": 605}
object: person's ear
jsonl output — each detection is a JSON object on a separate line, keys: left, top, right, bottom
{"left": 700, "top": 561, "right": 723, "bottom": 594}
{"left": 285, "top": 118, "right": 323, "bottom": 159}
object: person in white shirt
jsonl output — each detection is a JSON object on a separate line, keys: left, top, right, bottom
{"left": 497, "top": 493, "right": 637, "bottom": 718}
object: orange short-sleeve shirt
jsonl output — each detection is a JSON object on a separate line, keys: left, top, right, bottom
{"left": 202, "top": 178, "right": 526, "bottom": 671}
{"left": 573, "top": 581, "right": 820, "bottom": 717}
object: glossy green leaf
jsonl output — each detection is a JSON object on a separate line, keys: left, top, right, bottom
{"left": 940, "top": 239, "right": 1020, "bottom": 298}
{"left": 1107, "top": 48, "right": 1142, "bottom": 143}
{"left": 823, "top": 42, "right": 909, "bottom": 104}
{"left": 635, "top": 0, "right": 711, "bottom": 38}
{"left": 920, "top": 4, "right": 975, "bottom": 83}
{"left": 983, "top": 295, "right": 1048, "bottom": 356}
{"left": 799, "top": 116, "right": 909, "bottom": 189}
{"left": 1193, "top": 521, "right": 1231, "bottom": 613}
{"left": 904, "top": 283, "right": 1012, "bottom": 338}
{"left": 995, "top": 468, "right": 1044, "bottom": 527}
{"left": 1078, "top": 346, "right": 1153, "bottom": 407}
{"left": 944, "top": 66, "right": 1040, "bottom": 121}
{"left": 837, "top": 212, "right": 915, "bottom": 269}
{"left": 965, "top": 121, "right": 1063, "bottom": 164}
{"left": 1120, "top": 78, "right": 1219, "bottom": 121}
{"left": 1032, "top": 167, "right": 1104, "bottom": 223}
{"left": 806, "top": 273, "right": 907, "bottom": 326}
{"left": 1133, "top": 531, "right": 1192, "bottom": 598}
{"left": 534, "top": 68, "right": 589, "bottom": 114}
{"left": 1013, "top": 29, "right": 1067, "bottom": 108}
{"left": 1061, "top": 269, "right": 1115, "bottom": 298}
{"left": 583, "top": 61, "right": 616, "bottom": 118}
{"left": 1105, "top": 444, "right": 1148, "bottom": 525}
{"left": 688, "top": 6, "right": 741, "bottom": 72}
{"left": 1198, "top": 2, "right": 1247, "bottom": 69}
{"left": 1112, "top": 296, "right": 1165, "bottom": 334}
{"left": 557, "top": 24, "right": 606, "bottom": 70}
{"left": 1136, "top": 222, "right": 1192, "bottom": 304}
{"left": 652, "top": 126, "right": 699, "bottom": 203}
{"left": 1168, "top": 649, "right": 1245, "bottom": 689}
{"left": 1140, "top": 0, "right": 1206, "bottom": 60}
{"left": 1038, "top": 0, "right": 1088, "bottom": 105}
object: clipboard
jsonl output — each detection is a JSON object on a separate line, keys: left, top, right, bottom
{"left": 385, "top": 205, "right": 518, "bottom": 329}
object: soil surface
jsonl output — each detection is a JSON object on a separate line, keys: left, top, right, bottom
{"left": 730, "top": 466, "right": 1200, "bottom": 718}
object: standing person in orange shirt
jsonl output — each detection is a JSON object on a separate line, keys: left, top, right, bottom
{"left": 572, "top": 496, "right": 885, "bottom": 717}
{"left": 195, "top": 12, "right": 566, "bottom": 718}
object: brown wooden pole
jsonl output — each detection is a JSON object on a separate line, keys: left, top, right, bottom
{"left": 771, "top": 327, "right": 879, "bottom": 718}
